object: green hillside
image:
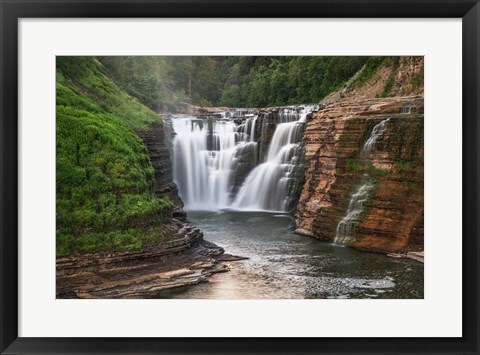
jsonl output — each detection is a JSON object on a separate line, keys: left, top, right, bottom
{"left": 56, "top": 57, "right": 172, "bottom": 257}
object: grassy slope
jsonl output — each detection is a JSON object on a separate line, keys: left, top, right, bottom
{"left": 56, "top": 57, "right": 172, "bottom": 257}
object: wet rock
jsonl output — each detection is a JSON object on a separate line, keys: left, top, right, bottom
{"left": 295, "top": 96, "right": 424, "bottom": 254}
{"left": 56, "top": 219, "right": 245, "bottom": 298}
{"left": 387, "top": 251, "right": 424, "bottom": 263}
{"left": 217, "top": 254, "right": 249, "bottom": 262}
{"left": 137, "top": 121, "right": 184, "bottom": 218}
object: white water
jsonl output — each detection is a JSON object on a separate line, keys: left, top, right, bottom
{"left": 171, "top": 105, "right": 317, "bottom": 212}
{"left": 249, "top": 115, "right": 258, "bottom": 142}
{"left": 172, "top": 117, "right": 250, "bottom": 210}
{"left": 232, "top": 112, "right": 307, "bottom": 211}
{"left": 334, "top": 177, "right": 374, "bottom": 246}
{"left": 334, "top": 118, "right": 390, "bottom": 246}
{"left": 361, "top": 118, "right": 390, "bottom": 157}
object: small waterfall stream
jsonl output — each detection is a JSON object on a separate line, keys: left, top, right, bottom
{"left": 361, "top": 118, "right": 390, "bottom": 158}
{"left": 171, "top": 105, "right": 317, "bottom": 212}
{"left": 334, "top": 176, "right": 375, "bottom": 246}
{"left": 334, "top": 118, "right": 390, "bottom": 246}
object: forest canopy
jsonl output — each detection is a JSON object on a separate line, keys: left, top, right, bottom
{"left": 99, "top": 56, "right": 378, "bottom": 110}
{"left": 56, "top": 57, "right": 172, "bottom": 256}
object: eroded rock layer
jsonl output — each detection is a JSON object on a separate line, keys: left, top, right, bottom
{"left": 56, "top": 219, "right": 238, "bottom": 298}
{"left": 137, "top": 121, "right": 185, "bottom": 218}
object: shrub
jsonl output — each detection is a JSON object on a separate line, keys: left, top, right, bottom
{"left": 377, "top": 77, "right": 394, "bottom": 98}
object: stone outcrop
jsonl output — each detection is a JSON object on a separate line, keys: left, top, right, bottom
{"left": 322, "top": 57, "right": 424, "bottom": 105}
{"left": 295, "top": 96, "right": 424, "bottom": 254}
{"left": 56, "top": 218, "right": 246, "bottom": 298}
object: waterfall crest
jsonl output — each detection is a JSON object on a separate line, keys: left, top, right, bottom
{"left": 171, "top": 105, "right": 317, "bottom": 212}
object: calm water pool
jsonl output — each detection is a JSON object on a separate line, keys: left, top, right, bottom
{"left": 158, "top": 210, "right": 424, "bottom": 299}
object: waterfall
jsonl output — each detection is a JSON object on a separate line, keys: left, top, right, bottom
{"left": 172, "top": 117, "right": 253, "bottom": 210}
{"left": 171, "top": 105, "right": 317, "bottom": 212}
{"left": 249, "top": 115, "right": 258, "bottom": 142}
{"left": 232, "top": 112, "right": 307, "bottom": 211}
{"left": 334, "top": 177, "right": 374, "bottom": 246}
{"left": 334, "top": 118, "right": 390, "bottom": 246}
{"left": 361, "top": 118, "right": 390, "bottom": 157}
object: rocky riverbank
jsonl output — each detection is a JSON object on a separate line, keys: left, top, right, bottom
{"left": 387, "top": 251, "right": 424, "bottom": 263}
{"left": 56, "top": 218, "right": 246, "bottom": 298}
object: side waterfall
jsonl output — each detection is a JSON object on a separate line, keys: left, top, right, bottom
{"left": 171, "top": 105, "right": 317, "bottom": 212}
{"left": 361, "top": 118, "right": 390, "bottom": 158}
{"left": 334, "top": 177, "right": 375, "bottom": 246}
{"left": 334, "top": 118, "right": 390, "bottom": 246}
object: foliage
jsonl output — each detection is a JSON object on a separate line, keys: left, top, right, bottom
{"left": 410, "top": 66, "right": 424, "bottom": 89}
{"left": 345, "top": 158, "right": 389, "bottom": 177}
{"left": 377, "top": 77, "right": 394, "bottom": 98}
{"left": 405, "top": 181, "right": 420, "bottom": 192}
{"left": 394, "top": 160, "right": 414, "bottom": 170}
{"left": 98, "top": 56, "right": 377, "bottom": 109}
{"left": 56, "top": 57, "right": 171, "bottom": 257}
{"left": 354, "top": 56, "right": 386, "bottom": 85}
{"left": 100, "top": 56, "right": 182, "bottom": 112}
{"left": 346, "top": 158, "right": 363, "bottom": 172}
{"left": 57, "top": 57, "right": 158, "bottom": 129}
{"left": 56, "top": 228, "right": 167, "bottom": 257}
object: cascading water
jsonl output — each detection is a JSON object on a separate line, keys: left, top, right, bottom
{"left": 334, "top": 177, "right": 374, "bottom": 246}
{"left": 334, "top": 118, "right": 390, "bottom": 246}
{"left": 171, "top": 105, "right": 317, "bottom": 212}
{"left": 361, "top": 118, "right": 390, "bottom": 158}
{"left": 232, "top": 112, "right": 307, "bottom": 211}
{"left": 172, "top": 116, "right": 255, "bottom": 210}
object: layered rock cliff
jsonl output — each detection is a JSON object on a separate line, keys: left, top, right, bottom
{"left": 137, "top": 121, "right": 185, "bottom": 218}
{"left": 56, "top": 219, "right": 227, "bottom": 298}
{"left": 295, "top": 57, "right": 424, "bottom": 255}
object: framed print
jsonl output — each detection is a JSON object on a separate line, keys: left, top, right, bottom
{"left": 1, "top": 0, "right": 479, "bottom": 354}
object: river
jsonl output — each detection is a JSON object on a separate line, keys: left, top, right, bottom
{"left": 158, "top": 210, "right": 424, "bottom": 299}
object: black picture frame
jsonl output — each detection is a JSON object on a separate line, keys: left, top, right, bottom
{"left": 1, "top": 1, "right": 478, "bottom": 354}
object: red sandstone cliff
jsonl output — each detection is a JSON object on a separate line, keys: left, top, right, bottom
{"left": 295, "top": 57, "right": 424, "bottom": 256}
